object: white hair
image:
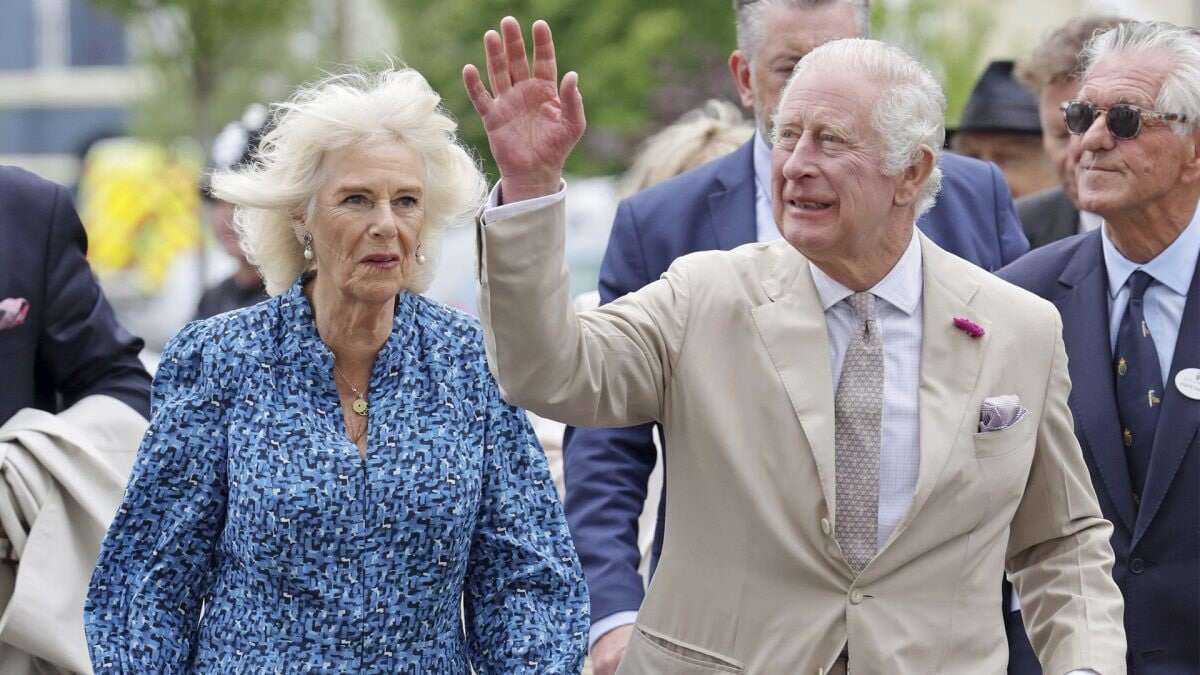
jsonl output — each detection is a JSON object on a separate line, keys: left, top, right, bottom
{"left": 210, "top": 67, "right": 486, "bottom": 296}
{"left": 1082, "top": 21, "right": 1200, "bottom": 135}
{"left": 734, "top": 0, "right": 870, "bottom": 59}
{"left": 773, "top": 38, "right": 944, "bottom": 218}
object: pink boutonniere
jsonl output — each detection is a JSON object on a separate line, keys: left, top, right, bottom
{"left": 953, "top": 316, "right": 985, "bottom": 338}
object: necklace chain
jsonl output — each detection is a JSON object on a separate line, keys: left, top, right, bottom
{"left": 333, "top": 364, "right": 370, "bottom": 418}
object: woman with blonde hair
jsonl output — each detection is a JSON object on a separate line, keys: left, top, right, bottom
{"left": 84, "top": 67, "right": 588, "bottom": 673}
{"left": 619, "top": 99, "right": 753, "bottom": 198}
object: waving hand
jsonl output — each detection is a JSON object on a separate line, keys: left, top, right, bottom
{"left": 463, "top": 17, "right": 585, "bottom": 203}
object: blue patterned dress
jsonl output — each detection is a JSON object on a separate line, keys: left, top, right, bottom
{"left": 84, "top": 280, "right": 589, "bottom": 673}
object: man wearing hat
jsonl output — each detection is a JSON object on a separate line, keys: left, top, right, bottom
{"left": 951, "top": 60, "right": 1058, "bottom": 199}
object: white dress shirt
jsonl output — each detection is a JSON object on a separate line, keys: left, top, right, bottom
{"left": 752, "top": 130, "right": 783, "bottom": 244}
{"left": 810, "top": 232, "right": 923, "bottom": 549}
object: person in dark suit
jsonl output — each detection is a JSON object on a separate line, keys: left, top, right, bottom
{"left": 1000, "top": 21, "right": 1200, "bottom": 674}
{"left": 0, "top": 165, "right": 150, "bottom": 424}
{"left": 567, "top": 2, "right": 1030, "bottom": 672}
{"left": 1013, "top": 15, "right": 1126, "bottom": 249}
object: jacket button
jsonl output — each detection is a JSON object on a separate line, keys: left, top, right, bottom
{"left": 821, "top": 518, "right": 832, "bottom": 535}
{"left": 850, "top": 589, "right": 865, "bottom": 604}
{"left": 1130, "top": 558, "right": 1146, "bottom": 574}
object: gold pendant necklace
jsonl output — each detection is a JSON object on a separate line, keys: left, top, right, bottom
{"left": 333, "top": 364, "right": 369, "bottom": 417}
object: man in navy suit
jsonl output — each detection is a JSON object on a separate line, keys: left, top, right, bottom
{"left": 567, "top": 1, "right": 1030, "bottom": 671}
{"left": 0, "top": 165, "right": 150, "bottom": 424}
{"left": 999, "top": 21, "right": 1200, "bottom": 674}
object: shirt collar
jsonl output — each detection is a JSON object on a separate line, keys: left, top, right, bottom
{"left": 1101, "top": 201, "right": 1200, "bottom": 298}
{"left": 810, "top": 230, "right": 923, "bottom": 315}
{"left": 753, "top": 129, "right": 772, "bottom": 197}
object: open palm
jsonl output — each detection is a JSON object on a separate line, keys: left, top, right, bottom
{"left": 464, "top": 18, "right": 585, "bottom": 203}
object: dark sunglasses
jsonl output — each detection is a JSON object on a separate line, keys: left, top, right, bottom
{"left": 1061, "top": 100, "right": 1188, "bottom": 140}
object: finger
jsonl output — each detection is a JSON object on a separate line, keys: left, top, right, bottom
{"left": 560, "top": 71, "right": 586, "bottom": 134}
{"left": 531, "top": 19, "right": 557, "bottom": 83}
{"left": 501, "top": 16, "right": 531, "bottom": 84}
{"left": 462, "top": 64, "right": 493, "bottom": 118}
{"left": 484, "top": 30, "right": 511, "bottom": 94}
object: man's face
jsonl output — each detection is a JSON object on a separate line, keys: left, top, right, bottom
{"left": 1075, "top": 51, "right": 1197, "bottom": 217}
{"left": 1038, "top": 78, "right": 1084, "bottom": 202}
{"left": 733, "top": 2, "right": 862, "bottom": 138}
{"left": 771, "top": 70, "right": 907, "bottom": 264}
{"left": 950, "top": 131, "right": 1056, "bottom": 199}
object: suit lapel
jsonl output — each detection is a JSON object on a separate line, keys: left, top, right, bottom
{"left": 885, "top": 236, "right": 989, "bottom": 546}
{"left": 1054, "top": 232, "right": 1137, "bottom": 532}
{"left": 751, "top": 246, "right": 838, "bottom": 515}
{"left": 708, "top": 140, "right": 760, "bottom": 250}
{"left": 1134, "top": 259, "right": 1200, "bottom": 543}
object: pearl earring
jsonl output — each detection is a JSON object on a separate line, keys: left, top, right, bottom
{"left": 302, "top": 233, "right": 314, "bottom": 261}
{"left": 415, "top": 243, "right": 427, "bottom": 265}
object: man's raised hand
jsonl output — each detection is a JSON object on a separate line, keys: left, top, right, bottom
{"left": 463, "top": 17, "right": 585, "bottom": 204}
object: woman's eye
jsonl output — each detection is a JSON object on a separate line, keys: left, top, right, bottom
{"left": 394, "top": 196, "right": 419, "bottom": 208}
{"left": 342, "top": 195, "right": 368, "bottom": 206}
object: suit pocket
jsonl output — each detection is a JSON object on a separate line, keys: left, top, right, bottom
{"left": 973, "top": 416, "right": 1037, "bottom": 459}
{"left": 619, "top": 626, "right": 744, "bottom": 674}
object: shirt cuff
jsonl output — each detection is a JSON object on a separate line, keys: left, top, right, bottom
{"left": 588, "top": 611, "right": 638, "bottom": 651}
{"left": 481, "top": 180, "right": 567, "bottom": 225}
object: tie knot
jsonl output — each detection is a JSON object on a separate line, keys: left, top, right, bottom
{"left": 1128, "top": 270, "right": 1155, "bottom": 300}
{"left": 848, "top": 292, "right": 876, "bottom": 321}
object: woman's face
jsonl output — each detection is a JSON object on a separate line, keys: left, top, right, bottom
{"left": 305, "top": 141, "right": 426, "bottom": 305}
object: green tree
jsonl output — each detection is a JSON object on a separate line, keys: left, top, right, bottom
{"left": 91, "top": 0, "right": 318, "bottom": 148}
{"left": 382, "top": 0, "right": 738, "bottom": 178}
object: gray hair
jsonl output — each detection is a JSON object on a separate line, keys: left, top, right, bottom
{"left": 1082, "top": 21, "right": 1200, "bottom": 134}
{"left": 210, "top": 67, "right": 486, "bottom": 296}
{"left": 734, "top": 0, "right": 870, "bottom": 59}
{"left": 774, "top": 38, "right": 944, "bottom": 218}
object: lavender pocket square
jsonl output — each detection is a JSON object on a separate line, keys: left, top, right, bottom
{"left": 979, "top": 395, "right": 1028, "bottom": 432}
{"left": 0, "top": 297, "right": 28, "bottom": 331}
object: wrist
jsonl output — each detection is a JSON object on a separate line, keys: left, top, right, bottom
{"left": 500, "top": 174, "right": 562, "bottom": 204}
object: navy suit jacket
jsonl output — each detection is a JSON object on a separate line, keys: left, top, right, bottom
{"left": 0, "top": 166, "right": 150, "bottom": 423}
{"left": 563, "top": 139, "right": 1030, "bottom": 626}
{"left": 999, "top": 231, "right": 1199, "bottom": 674}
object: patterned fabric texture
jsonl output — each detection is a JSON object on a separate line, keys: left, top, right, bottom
{"left": 84, "top": 279, "right": 589, "bottom": 673}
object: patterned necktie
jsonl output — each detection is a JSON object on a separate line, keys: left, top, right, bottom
{"left": 1114, "top": 270, "right": 1163, "bottom": 503}
{"left": 835, "top": 292, "right": 883, "bottom": 574}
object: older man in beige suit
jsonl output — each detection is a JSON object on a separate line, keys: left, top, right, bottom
{"left": 464, "top": 17, "right": 1126, "bottom": 674}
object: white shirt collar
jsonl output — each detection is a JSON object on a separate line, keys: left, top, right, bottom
{"left": 810, "top": 231, "right": 923, "bottom": 316}
{"left": 1101, "top": 201, "right": 1200, "bottom": 298}
{"left": 752, "top": 129, "right": 772, "bottom": 196}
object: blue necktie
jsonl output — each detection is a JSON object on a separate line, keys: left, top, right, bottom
{"left": 1114, "top": 270, "right": 1162, "bottom": 504}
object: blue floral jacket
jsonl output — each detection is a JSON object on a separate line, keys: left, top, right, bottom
{"left": 84, "top": 281, "right": 588, "bottom": 673}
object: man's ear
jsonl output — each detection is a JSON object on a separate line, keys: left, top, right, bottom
{"left": 729, "top": 50, "right": 755, "bottom": 110}
{"left": 1179, "top": 128, "right": 1200, "bottom": 185}
{"left": 894, "top": 145, "right": 936, "bottom": 208}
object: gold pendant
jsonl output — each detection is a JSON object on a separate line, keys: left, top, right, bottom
{"left": 352, "top": 397, "right": 368, "bottom": 416}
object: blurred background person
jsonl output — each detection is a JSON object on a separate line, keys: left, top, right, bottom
{"left": 1000, "top": 20, "right": 1200, "bottom": 673}
{"left": 193, "top": 104, "right": 270, "bottom": 320}
{"left": 0, "top": 165, "right": 150, "bottom": 673}
{"left": 566, "top": 2, "right": 1031, "bottom": 674}
{"left": 84, "top": 67, "right": 587, "bottom": 673}
{"left": 1014, "top": 15, "right": 1127, "bottom": 249}
{"left": 949, "top": 60, "right": 1058, "bottom": 199}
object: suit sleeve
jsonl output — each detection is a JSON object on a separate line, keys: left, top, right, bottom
{"left": 83, "top": 321, "right": 228, "bottom": 672}
{"left": 1005, "top": 311, "right": 1127, "bottom": 675}
{"left": 39, "top": 183, "right": 151, "bottom": 418}
{"left": 990, "top": 163, "right": 1031, "bottom": 267}
{"left": 562, "top": 199, "right": 661, "bottom": 627}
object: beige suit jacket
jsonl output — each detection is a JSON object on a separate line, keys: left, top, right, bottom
{"left": 477, "top": 197, "right": 1126, "bottom": 674}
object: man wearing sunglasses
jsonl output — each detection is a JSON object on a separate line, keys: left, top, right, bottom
{"left": 1000, "top": 21, "right": 1200, "bottom": 673}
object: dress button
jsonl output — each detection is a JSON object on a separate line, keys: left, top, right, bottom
{"left": 1130, "top": 558, "right": 1146, "bottom": 574}
{"left": 850, "top": 589, "right": 864, "bottom": 604}
{"left": 821, "top": 518, "right": 832, "bottom": 535}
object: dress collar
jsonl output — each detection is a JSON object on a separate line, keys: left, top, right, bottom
{"left": 810, "top": 230, "right": 923, "bottom": 316}
{"left": 1102, "top": 201, "right": 1200, "bottom": 298}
